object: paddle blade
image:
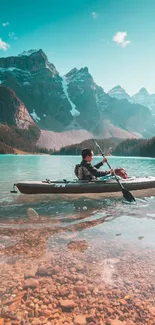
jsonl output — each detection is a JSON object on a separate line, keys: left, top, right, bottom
{"left": 122, "top": 188, "right": 136, "bottom": 203}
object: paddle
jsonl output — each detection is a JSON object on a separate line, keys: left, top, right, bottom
{"left": 94, "top": 140, "right": 136, "bottom": 203}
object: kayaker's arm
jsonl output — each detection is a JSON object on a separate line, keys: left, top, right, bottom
{"left": 94, "top": 157, "right": 110, "bottom": 173}
{"left": 94, "top": 161, "right": 103, "bottom": 169}
{"left": 86, "top": 163, "right": 110, "bottom": 177}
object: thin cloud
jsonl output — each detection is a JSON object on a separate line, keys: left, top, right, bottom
{"left": 0, "top": 38, "right": 10, "bottom": 51}
{"left": 8, "top": 32, "right": 17, "bottom": 40}
{"left": 113, "top": 31, "right": 131, "bottom": 47}
{"left": 2, "top": 22, "right": 9, "bottom": 27}
{"left": 92, "top": 12, "right": 98, "bottom": 19}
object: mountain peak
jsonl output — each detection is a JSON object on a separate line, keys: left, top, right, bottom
{"left": 131, "top": 87, "right": 155, "bottom": 111}
{"left": 0, "top": 48, "right": 58, "bottom": 73}
{"left": 108, "top": 85, "right": 126, "bottom": 94}
{"left": 138, "top": 87, "right": 149, "bottom": 95}
{"left": 18, "top": 49, "right": 41, "bottom": 57}
{"left": 80, "top": 66, "right": 89, "bottom": 73}
{"left": 65, "top": 66, "right": 92, "bottom": 84}
{"left": 108, "top": 85, "right": 130, "bottom": 100}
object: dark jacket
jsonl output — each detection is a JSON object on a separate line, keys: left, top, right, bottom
{"left": 75, "top": 159, "right": 110, "bottom": 180}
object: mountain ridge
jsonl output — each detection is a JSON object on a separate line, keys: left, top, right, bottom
{"left": 108, "top": 85, "right": 155, "bottom": 113}
{"left": 0, "top": 49, "right": 155, "bottom": 152}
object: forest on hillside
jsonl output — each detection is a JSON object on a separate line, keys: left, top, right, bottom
{"left": 113, "top": 137, "right": 155, "bottom": 157}
{"left": 54, "top": 137, "right": 155, "bottom": 158}
{"left": 53, "top": 138, "right": 122, "bottom": 155}
{"left": 0, "top": 124, "right": 49, "bottom": 154}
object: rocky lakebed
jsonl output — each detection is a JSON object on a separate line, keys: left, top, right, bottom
{"left": 0, "top": 197, "right": 155, "bottom": 325}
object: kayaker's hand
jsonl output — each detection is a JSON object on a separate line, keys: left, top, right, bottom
{"left": 102, "top": 157, "right": 107, "bottom": 164}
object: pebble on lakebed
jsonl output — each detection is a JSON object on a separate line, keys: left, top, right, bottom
{"left": 0, "top": 218, "right": 155, "bottom": 325}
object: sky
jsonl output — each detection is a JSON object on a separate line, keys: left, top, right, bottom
{"left": 0, "top": 0, "right": 155, "bottom": 95}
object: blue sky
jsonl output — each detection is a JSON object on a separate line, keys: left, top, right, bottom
{"left": 0, "top": 0, "right": 155, "bottom": 95}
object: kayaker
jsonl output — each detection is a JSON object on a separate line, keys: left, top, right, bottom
{"left": 74, "top": 148, "right": 114, "bottom": 181}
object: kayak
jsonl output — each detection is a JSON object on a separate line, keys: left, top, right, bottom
{"left": 12, "top": 176, "right": 155, "bottom": 195}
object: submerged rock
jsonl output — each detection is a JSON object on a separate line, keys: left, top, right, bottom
{"left": 74, "top": 314, "right": 87, "bottom": 325}
{"left": 59, "top": 299, "right": 76, "bottom": 311}
{"left": 24, "top": 266, "right": 37, "bottom": 278}
{"left": 27, "top": 208, "right": 39, "bottom": 220}
{"left": 67, "top": 240, "right": 88, "bottom": 252}
{"left": 24, "top": 278, "right": 39, "bottom": 288}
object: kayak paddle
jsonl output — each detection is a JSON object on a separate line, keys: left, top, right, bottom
{"left": 94, "top": 140, "right": 136, "bottom": 203}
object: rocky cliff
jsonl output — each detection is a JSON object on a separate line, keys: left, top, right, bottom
{"left": 0, "top": 85, "right": 35, "bottom": 129}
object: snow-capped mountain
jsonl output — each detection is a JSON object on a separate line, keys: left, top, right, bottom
{"left": 0, "top": 49, "right": 155, "bottom": 151}
{"left": 108, "top": 85, "right": 155, "bottom": 114}
{"left": 65, "top": 67, "right": 153, "bottom": 136}
{"left": 132, "top": 88, "right": 155, "bottom": 112}
{"left": 108, "top": 85, "right": 131, "bottom": 101}
{"left": 0, "top": 49, "right": 74, "bottom": 130}
{"left": 108, "top": 86, "right": 155, "bottom": 138}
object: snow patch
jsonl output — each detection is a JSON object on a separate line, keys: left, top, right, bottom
{"left": 23, "top": 81, "right": 30, "bottom": 86}
{"left": 0, "top": 80, "right": 2, "bottom": 84}
{"left": 30, "top": 109, "right": 41, "bottom": 122}
{"left": 61, "top": 76, "right": 80, "bottom": 117}
{"left": 46, "top": 63, "right": 52, "bottom": 72}
{"left": 45, "top": 62, "right": 58, "bottom": 76}
{"left": 0, "top": 67, "right": 31, "bottom": 76}
{"left": 43, "top": 114, "right": 46, "bottom": 117}
{"left": 8, "top": 67, "right": 21, "bottom": 72}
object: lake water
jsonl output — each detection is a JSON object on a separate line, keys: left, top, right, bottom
{"left": 0, "top": 155, "right": 155, "bottom": 324}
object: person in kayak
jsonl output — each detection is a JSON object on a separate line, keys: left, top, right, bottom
{"left": 74, "top": 148, "right": 114, "bottom": 181}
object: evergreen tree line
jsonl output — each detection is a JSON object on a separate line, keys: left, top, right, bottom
{"left": 53, "top": 138, "right": 122, "bottom": 155}
{"left": 113, "top": 137, "right": 155, "bottom": 157}
{"left": 53, "top": 137, "right": 155, "bottom": 158}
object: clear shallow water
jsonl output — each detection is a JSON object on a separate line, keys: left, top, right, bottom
{"left": 0, "top": 155, "right": 155, "bottom": 324}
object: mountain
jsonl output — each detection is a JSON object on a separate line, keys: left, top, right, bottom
{"left": 0, "top": 49, "right": 73, "bottom": 131}
{"left": 0, "top": 49, "right": 154, "bottom": 152}
{"left": 108, "top": 85, "right": 155, "bottom": 114}
{"left": 108, "top": 85, "right": 131, "bottom": 101}
{"left": 65, "top": 68, "right": 152, "bottom": 137}
{"left": 108, "top": 86, "right": 155, "bottom": 137}
{"left": 132, "top": 88, "right": 155, "bottom": 112}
